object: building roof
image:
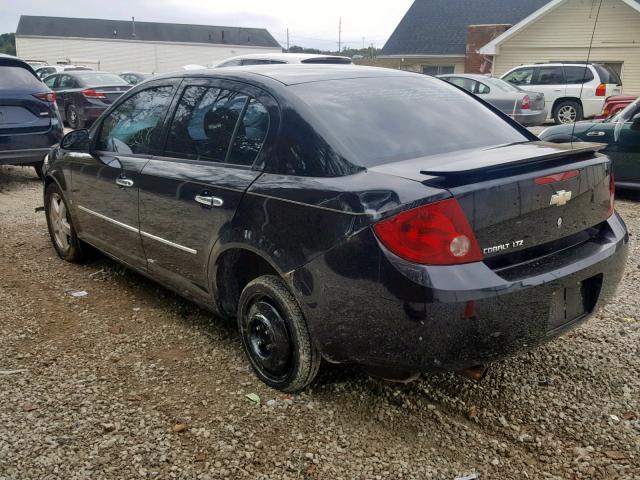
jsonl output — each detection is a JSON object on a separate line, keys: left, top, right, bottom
{"left": 15, "top": 15, "right": 281, "bottom": 48}
{"left": 381, "top": 0, "right": 553, "bottom": 56}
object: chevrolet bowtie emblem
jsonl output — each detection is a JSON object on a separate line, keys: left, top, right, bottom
{"left": 550, "top": 190, "right": 572, "bottom": 207}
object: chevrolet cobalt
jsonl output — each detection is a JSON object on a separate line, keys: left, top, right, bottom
{"left": 43, "top": 66, "right": 628, "bottom": 391}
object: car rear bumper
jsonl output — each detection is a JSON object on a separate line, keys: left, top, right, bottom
{"left": 512, "top": 110, "right": 547, "bottom": 126}
{"left": 293, "top": 213, "right": 628, "bottom": 372}
{"left": 582, "top": 98, "right": 606, "bottom": 119}
{"left": 0, "top": 147, "right": 52, "bottom": 166}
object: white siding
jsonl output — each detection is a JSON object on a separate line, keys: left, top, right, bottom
{"left": 492, "top": 0, "right": 640, "bottom": 94}
{"left": 16, "top": 36, "right": 281, "bottom": 73}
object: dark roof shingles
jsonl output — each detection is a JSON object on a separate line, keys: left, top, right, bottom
{"left": 16, "top": 15, "right": 280, "bottom": 48}
{"left": 382, "top": 0, "right": 552, "bottom": 56}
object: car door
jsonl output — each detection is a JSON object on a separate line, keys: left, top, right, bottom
{"left": 531, "top": 66, "right": 566, "bottom": 114}
{"left": 69, "top": 81, "right": 179, "bottom": 269}
{"left": 53, "top": 74, "right": 77, "bottom": 118}
{"left": 137, "top": 78, "right": 277, "bottom": 299}
{"left": 610, "top": 104, "right": 640, "bottom": 184}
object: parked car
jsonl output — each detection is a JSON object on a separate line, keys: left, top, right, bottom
{"left": 35, "top": 64, "right": 93, "bottom": 80}
{"left": 119, "top": 72, "right": 153, "bottom": 85}
{"left": 0, "top": 54, "right": 63, "bottom": 178}
{"left": 501, "top": 62, "right": 622, "bottom": 124}
{"left": 42, "top": 66, "right": 628, "bottom": 391}
{"left": 213, "top": 53, "right": 352, "bottom": 68}
{"left": 595, "top": 95, "right": 637, "bottom": 120}
{"left": 438, "top": 74, "right": 547, "bottom": 126}
{"left": 539, "top": 97, "right": 640, "bottom": 190}
{"left": 42, "top": 71, "right": 131, "bottom": 129}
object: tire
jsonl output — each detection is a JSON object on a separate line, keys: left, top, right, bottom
{"left": 33, "top": 161, "right": 44, "bottom": 180}
{"left": 553, "top": 100, "right": 583, "bottom": 125}
{"left": 66, "top": 104, "right": 84, "bottom": 129}
{"left": 238, "top": 275, "right": 321, "bottom": 392}
{"left": 44, "top": 182, "right": 87, "bottom": 263}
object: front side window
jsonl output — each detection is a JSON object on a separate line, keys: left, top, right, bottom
{"left": 503, "top": 68, "right": 534, "bottom": 86}
{"left": 535, "top": 66, "right": 564, "bottom": 85}
{"left": 96, "top": 86, "right": 174, "bottom": 155}
{"left": 165, "top": 86, "right": 268, "bottom": 165}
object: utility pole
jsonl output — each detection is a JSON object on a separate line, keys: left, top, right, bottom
{"left": 338, "top": 17, "right": 342, "bottom": 53}
{"left": 286, "top": 28, "right": 290, "bottom": 52}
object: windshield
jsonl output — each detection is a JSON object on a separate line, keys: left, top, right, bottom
{"left": 292, "top": 75, "right": 529, "bottom": 167}
{"left": 76, "top": 73, "right": 129, "bottom": 87}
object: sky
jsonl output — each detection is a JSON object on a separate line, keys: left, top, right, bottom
{"left": 0, "top": 0, "right": 414, "bottom": 51}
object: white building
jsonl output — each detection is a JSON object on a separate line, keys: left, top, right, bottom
{"left": 15, "top": 15, "right": 282, "bottom": 73}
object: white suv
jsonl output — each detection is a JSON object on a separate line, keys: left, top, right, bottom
{"left": 501, "top": 63, "right": 622, "bottom": 124}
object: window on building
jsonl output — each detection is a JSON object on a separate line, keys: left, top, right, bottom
{"left": 422, "top": 65, "right": 455, "bottom": 76}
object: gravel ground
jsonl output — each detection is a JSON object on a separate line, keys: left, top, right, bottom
{"left": 0, "top": 165, "right": 638, "bottom": 480}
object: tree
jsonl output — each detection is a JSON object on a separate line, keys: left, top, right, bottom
{"left": 0, "top": 33, "right": 16, "bottom": 55}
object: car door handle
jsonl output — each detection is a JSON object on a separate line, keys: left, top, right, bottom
{"left": 587, "top": 131, "right": 606, "bottom": 137}
{"left": 115, "top": 177, "right": 135, "bottom": 188}
{"left": 195, "top": 194, "right": 223, "bottom": 208}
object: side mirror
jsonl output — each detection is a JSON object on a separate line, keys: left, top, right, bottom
{"left": 61, "top": 128, "right": 91, "bottom": 151}
{"left": 631, "top": 113, "right": 640, "bottom": 132}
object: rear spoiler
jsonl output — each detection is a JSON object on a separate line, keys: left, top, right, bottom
{"left": 420, "top": 142, "right": 608, "bottom": 188}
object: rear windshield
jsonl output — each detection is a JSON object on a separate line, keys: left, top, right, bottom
{"left": 0, "top": 65, "right": 43, "bottom": 89}
{"left": 292, "top": 76, "right": 529, "bottom": 167}
{"left": 75, "top": 73, "right": 129, "bottom": 87}
{"left": 594, "top": 64, "right": 622, "bottom": 85}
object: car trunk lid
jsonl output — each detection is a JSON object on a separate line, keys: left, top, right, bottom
{"left": 371, "top": 141, "right": 612, "bottom": 259}
{"left": 0, "top": 92, "right": 52, "bottom": 136}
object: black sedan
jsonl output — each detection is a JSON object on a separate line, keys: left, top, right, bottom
{"left": 0, "top": 54, "right": 63, "bottom": 178}
{"left": 539, "top": 97, "right": 640, "bottom": 190}
{"left": 42, "top": 66, "right": 628, "bottom": 391}
{"left": 42, "top": 71, "right": 131, "bottom": 129}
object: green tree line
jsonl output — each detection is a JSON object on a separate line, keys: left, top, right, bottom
{"left": 0, "top": 33, "right": 16, "bottom": 55}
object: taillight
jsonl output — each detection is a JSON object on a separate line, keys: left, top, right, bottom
{"left": 608, "top": 173, "right": 615, "bottom": 217}
{"left": 521, "top": 95, "right": 530, "bottom": 110}
{"left": 82, "top": 89, "right": 106, "bottom": 99}
{"left": 596, "top": 83, "right": 607, "bottom": 97}
{"left": 373, "top": 198, "right": 483, "bottom": 265}
{"left": 33, "top": 92, "right": 56, "bottom": 102}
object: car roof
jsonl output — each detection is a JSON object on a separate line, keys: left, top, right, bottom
{"left": 158, "top": 64, "right": 415, "bottom": 86}
{"left": 218, "top": 53, "right": 352, "bottom": 64}
{"left": 0, "top": 54, "right": 38, "bottom": 76}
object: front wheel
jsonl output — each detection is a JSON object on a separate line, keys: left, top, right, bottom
{"left": 238, "top": 276, "right": 321, "bottom": 392}
{"left": 553, "top": 100, "right": 583, "bottom": 125}
{"left": 44, "top": 182, "right": 87, "bottom": 263}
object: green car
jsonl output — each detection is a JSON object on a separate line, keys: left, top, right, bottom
{"left": 539, "top": 98, "right": 640, "bottom": 190}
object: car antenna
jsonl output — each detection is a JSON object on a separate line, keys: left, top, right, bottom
{"left": 572, "top": 0, "right": 603, "bottom": 147}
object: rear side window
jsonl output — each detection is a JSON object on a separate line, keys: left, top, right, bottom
{"left": 165, "top": 86, "right": 268, "bottom": 165}
{"left": 503, "top": 68, "right": 534, "bottom": 86}
{"left": 292, "top": 76, "right": 528, "bottom": 168}
{"left": 43, "top": 75, "right": 57, "bottom": 88}
{"left": 0, "top": 66, "right": 42, "bottom": 89}
{"left": 535, "top": 66, "right": 564, "bottom": 85}
{"left": 96, "top": 86, "right": 174, "bottom": 155}
{"left": 564, "top": 66, "right": 594, "bottom": 84}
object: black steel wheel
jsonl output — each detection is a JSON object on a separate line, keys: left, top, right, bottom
{"left": 238, "top": 275, "right": 320, "bottom": 392}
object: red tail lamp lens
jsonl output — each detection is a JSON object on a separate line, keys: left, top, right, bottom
{"left": 521, "top": 95, "right": 530, "bottom": 110}
{"left": 33, "top": 92, "right": 56, "bottom": 102}
{"left": 596, "top": 83, "right": 607, "bottom": 97}
{"left": 82, "top": 89, "right": 106, "bottom": 99}
{"left": 373, "top": 198, "right": 483, "bottom": 265}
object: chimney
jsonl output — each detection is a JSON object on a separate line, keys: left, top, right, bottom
{"left": 465, "top": 24, "right": 511, "bottom": 74}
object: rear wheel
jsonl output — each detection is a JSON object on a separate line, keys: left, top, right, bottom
{"left": 44, "top": 183, "right": 87, "bottom": 263}
{"left": 554, "top": 100, "right": 583, "bottom": 125}
{"left": 238, "top": 276, "right": 321, "bottom": 392}
{"left": 66, "top": 104, "right": 84, "bottom": 129}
